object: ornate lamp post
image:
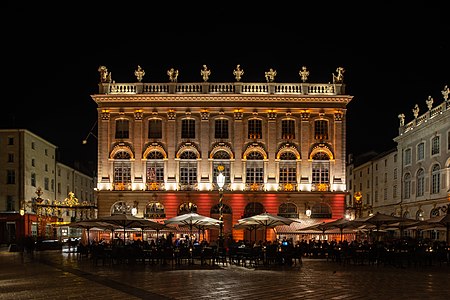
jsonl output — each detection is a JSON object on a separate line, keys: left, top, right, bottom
{"left": 216, "top": 165, "right": 226, "bottom": 247}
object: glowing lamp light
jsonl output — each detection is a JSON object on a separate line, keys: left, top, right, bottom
{"left": 20, "top": 209, "right": 25, "bottom": 216}
{"left": 306, "top": 208, "right": 312, "bottom": 217}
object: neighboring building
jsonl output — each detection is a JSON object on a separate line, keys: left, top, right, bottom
{"left": 0, "top": 129, "right": 96, "bottom": 245}
{"left": 91, "top": 65, "right": 353, "bottom": 242}
{"left": 346, "top": 86, "right": 450, "bottom": 235}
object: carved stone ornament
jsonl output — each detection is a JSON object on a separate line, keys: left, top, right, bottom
{"left": 442, "top": 85, "right": 449, "bottom": 101}
{"left": 233, "top": 64, "right": 244, "bottom": 81}
{"left": 265, "top": 68, "right": 277, "bottom": 82}
{"left": 332, "top": 67, "right": 345, "bottom": 83}
{"left": 201, "top": 65, "right": 211, "bottom": 82}
{"left": 398, "top": 113, "right": 405, "bottom": 126}
{"left": 412, "top": 104, "right": 419, "bottom": 118}
{"left": 134, "top": 65, "right": 145, "bottom": 82}
{"left": 299, "top": 66, "right": 309, "bottom": 82}
{"left": 98, "top": 65, "right": 111, "bottom": 83}
{"left": 167, "top": 68, "right": 179, "bottom": 82}
{"left": 426, "top": 96, "right": 433, "bottom": 110}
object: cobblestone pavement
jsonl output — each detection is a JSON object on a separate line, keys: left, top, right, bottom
{"left": 0, "top": 248, "right": 449, "bottom": 300}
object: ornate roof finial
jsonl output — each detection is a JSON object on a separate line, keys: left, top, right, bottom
{"left": 265, "top": 68, "right": 277, "bottom": 82}
{"left": 98, "top": 65, "right": 111, "bottom": 83}
{"left": 134, "top": 65, "right": 145, "bottom": 82}
{"left": 167, "top": 68, "right": 179, "bottom": 82}
{"left": 233, "top": 64, "right": 244, "bottom": 81}
{"left": 426, "top": 95, "right": 433, "bottom": 110}
{"left": 398, "top": 113, "right": 405, "bottom": 126}
{"left": 201, "top": 65, "right": 211, "bottom": 82}
{"left": 332, "top": 67, "right": 345, "bottom": 83}
{"left": 412, "top": 104, "right": 420, "bottom": 118}
{"left": 299, "top": 66, "right": 309, "bottom": 82}
{"left": 442, "top": 85, "right": 449, "bottom": 101}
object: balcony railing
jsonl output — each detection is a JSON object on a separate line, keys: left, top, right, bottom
{"left": 99, "top": 82, "right": 345, "bottom": 96}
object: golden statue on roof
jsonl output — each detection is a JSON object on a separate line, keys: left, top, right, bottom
{"left": 201, "top": 65, "right": 211, "bottom": 82}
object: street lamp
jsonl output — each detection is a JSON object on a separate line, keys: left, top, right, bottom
{"left": 216, "top": 165, "right": 225, "bottom": 247}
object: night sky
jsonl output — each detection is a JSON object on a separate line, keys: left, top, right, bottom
{"left": 4, "top": 3, "right": 449, "bottom": 174}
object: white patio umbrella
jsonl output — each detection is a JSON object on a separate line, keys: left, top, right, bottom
{"left": 237, "top": 212, "right": 298, "bottom": 242}
{"left": 164, "top": 212, "right": 222, "bottom": 236}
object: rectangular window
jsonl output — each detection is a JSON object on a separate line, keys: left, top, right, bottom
{"left": 314, "top": 120, "right": 328, "bottom": 140}
{"left": 6, "top": 195, "right": 14, "bottom": 211}
{"left": 404, "top": 149, "right": 412, "bottom": 165}
{"left": 113, "top": 162, "right": 132, "bottom": 184}
{"left": 248, "top": 119, "right": 262, "bottom": 139}
{"left": 7, "top": 170, "right": 15, "bottom": 184}
{"left": 148, "top": 119, "right": 162, "bottom": 139}
{"left": 374, "top": 190, "right": 378, "bottom": 203}
{"left": 281, "top": 120, "right": 295, "bottom": 140}
{"left": 279, "top": 162, "right": 297, "bottom": 183}
{"left": 44, "top": 177, "right": 49, "bottom": 190}
{"left": 383, "top": 188, "right": 387, "bottom": 200}
{"left": 181, "top": 119, "right": 195, "bottom": 139}
{"left": 215, "top": 119, "right": 229, "bottom": 139}
{"left": 7, "top": 153, "right": 14, "bottom": 163}
{"left": 115, "top": 119, "right": 130, "bottom": 139}
{"left": 312, "top": 162, "right": 329, "bottom": 184}
{"left": 31, "top": 173, "right": 36, "bottom": 187}
{"left": 246, "top": 161, "right": 264, "bottom": 183}
{"left": 146, "top": 162, "right": 164, "bottom": 183}
{"left": 31, "top": 142, "right": 35, "bottom": 149}
{"left": 431, "top": 136, "right": 440, "bottom": 155}
{"left": 417, "top": 142, "right": 424, "bottom": 160}
{"left": 393, "top": 168, "right": 397, "bottom": 180}
{"left": 8, "top": 137, "right": 14, "bottom": 145}
{"left": 179, "top": 161, "right": 197, "bottom": 184}
{"left": 58, "top": 182, "right": 61, "bottom": 194}
{"left": 393, "top": 185, "right": 397, "bottom": 198}
{"left": 31, "top": 158, "right": 35, "bottom": 167}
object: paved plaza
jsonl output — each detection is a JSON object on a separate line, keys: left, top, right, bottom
{"left": 0, "top": 247, "right": 449, "bottom": 300}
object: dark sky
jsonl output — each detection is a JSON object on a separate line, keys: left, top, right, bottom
{"left": 4, "top": 3, "right": 449, "bottom": 173}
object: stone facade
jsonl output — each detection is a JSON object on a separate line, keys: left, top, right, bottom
{"left": 91, "top": 65, "right": 353, "bottom": 241}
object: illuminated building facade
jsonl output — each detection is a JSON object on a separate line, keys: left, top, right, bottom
{"left": 91, "top": 65, "right": 353, "bottom": 242}
{"left": 346, "top": 86, "right": 450, "bottom": 227}
{"left": 0, "top": 129, "right": 96, "bottom": 245}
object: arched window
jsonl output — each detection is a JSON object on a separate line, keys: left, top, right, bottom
{"left": 243, "top": 202, "right": 264, "bottom": 218}
{"left": 312, "top": 152, "right": 330, "bottom": 191}
{"left": 179, "top": 150, "right": 198, "bottom": 187}
{"left": 113, "top": 151, "right": 131, "bottom": 190}
{"left": 311, "top": 202, "right": 332, "bottom": 219}
{"left": 279, "top": 152, "right": 297, "bottom": 185}
{"left": 416, "top": 168, "right": 424, "bottom": 197}
{"left": 144, "top": 202, "right": 165, "bottom": 218}
{"left": 111, "top": 201, "right": 132, "bottom": 215}
{"left": 178, "top": 202, "right": 197, "bottom": 214}
{"left": 278, "top": 203, "right": 298, "bottom": 218}
{"left": 246, "top": 151, "right": 264, "bottom": 184}
{"left": 431, "top": 164, "right": 440, "bottom": 194}
{"left": 430, "top": 208, "right": 440, "bottom": 218}
{"left": 210, "top": 203, "right": 232, "bottom": 214}
{"left": 146, "top": 150, "right": 164, "bottom": 188}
